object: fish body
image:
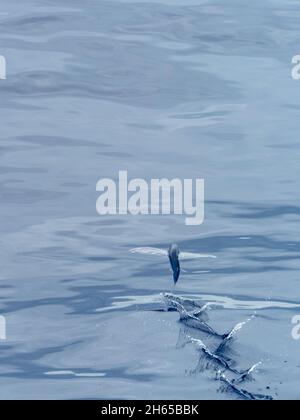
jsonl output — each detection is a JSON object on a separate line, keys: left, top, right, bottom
{"left": 168, "top": 243, "right": 180, "bottom": 284}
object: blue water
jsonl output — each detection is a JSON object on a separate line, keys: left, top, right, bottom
{"left": 1, "top": 0, "right": 300, "bottom": 400}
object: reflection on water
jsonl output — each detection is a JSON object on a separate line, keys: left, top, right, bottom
{"left": 0, "top": 0, "right": 300, "bottom": 399}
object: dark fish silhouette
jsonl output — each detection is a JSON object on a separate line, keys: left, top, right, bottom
{"left": 168, "top": 243, "right": 181, "bottom": 284}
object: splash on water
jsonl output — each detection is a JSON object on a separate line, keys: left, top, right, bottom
{"left": 218, "top": 372, "right": 273, "bottom": 401}
{"left": 215, "top": 315, "right": 255, "bottom": 355}
{"left": 163, "top": 293, "right": 222, "bottom": 337}
{"left": 160, "top": 292, "right": 274, "bottom": 400}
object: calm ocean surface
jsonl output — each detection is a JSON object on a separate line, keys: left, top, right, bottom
{"left": 1, "top": 0, "right": 300, "bottom": 399}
